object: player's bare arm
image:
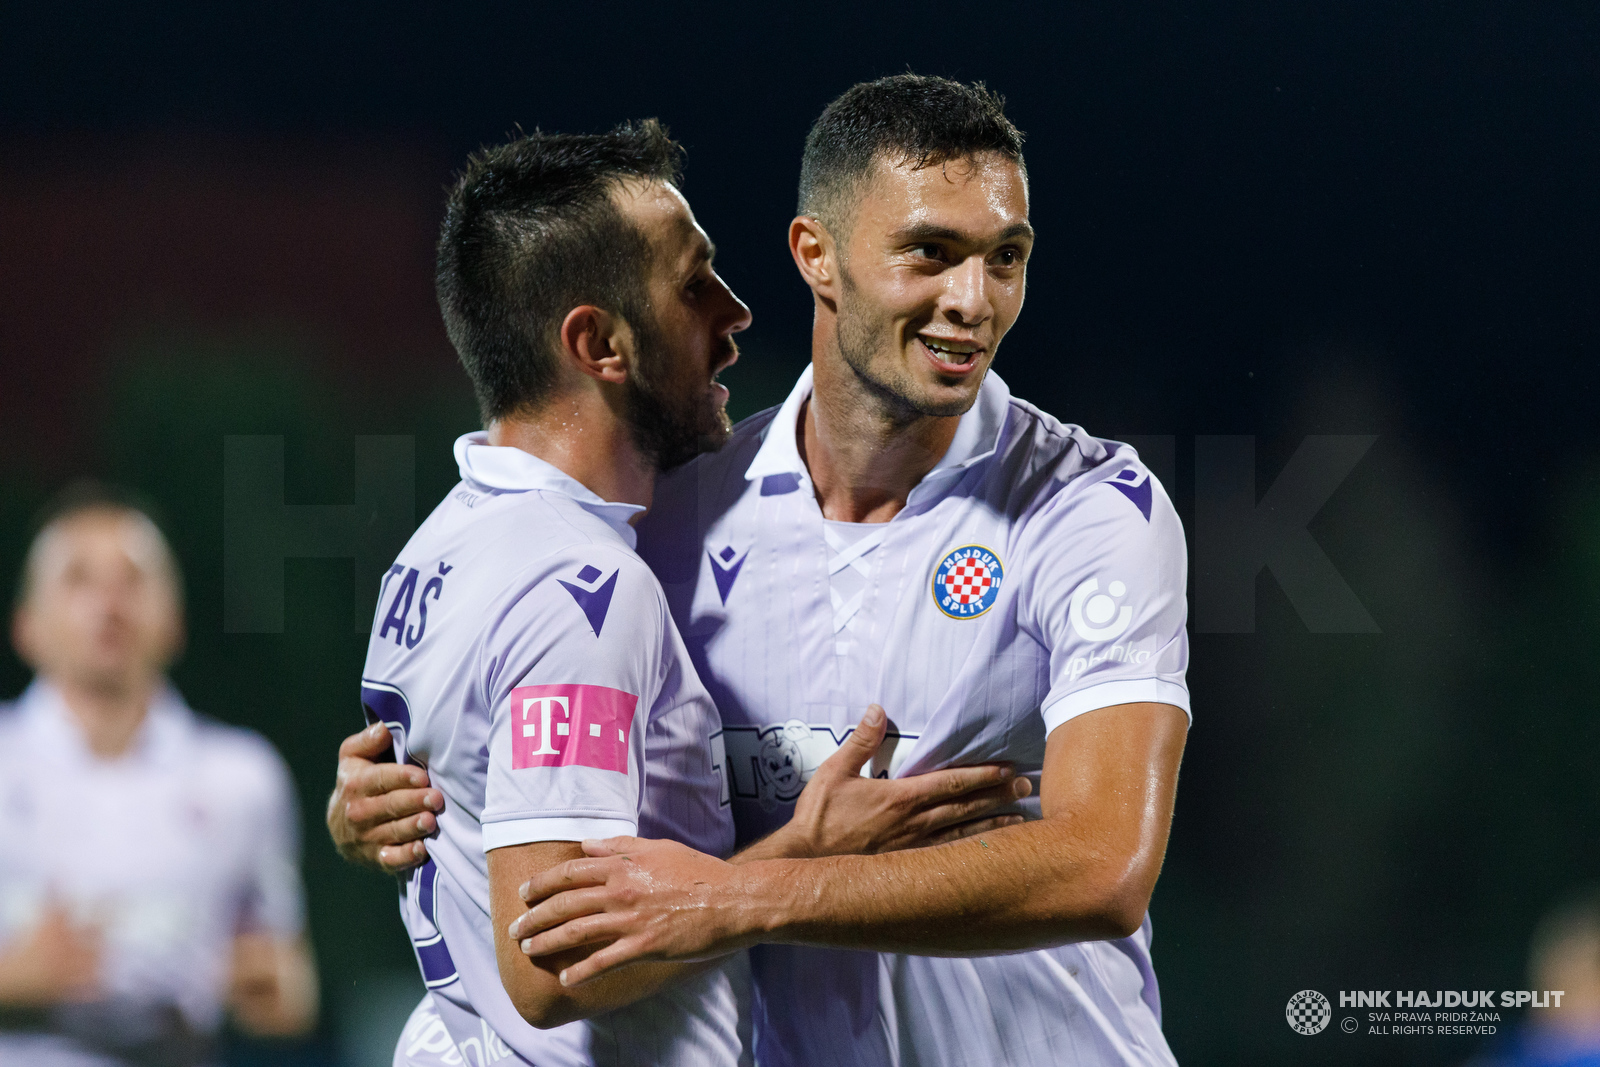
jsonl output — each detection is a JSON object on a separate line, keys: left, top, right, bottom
{"left": 488, "top": 841, "right": 723, "bottom": 1029}
{"left": 325, "top": 721, "right": 444, "bottom": 875}
{"left": 510, "top": 701, "right": 1186, "bottom": 986}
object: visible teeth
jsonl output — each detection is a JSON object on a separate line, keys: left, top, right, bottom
{"left": 922, "top": 337, "right": 979, "bottom": 364}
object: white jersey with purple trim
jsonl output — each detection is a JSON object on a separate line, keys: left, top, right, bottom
{"left": 0, "top": 680, "right": 304, "bottom": 1067}
{"left": 360, "top": 433, "right": 748, "bottom": 1067}
{"left": 638, "top": 366, "right": 1189, "bottom": 1067}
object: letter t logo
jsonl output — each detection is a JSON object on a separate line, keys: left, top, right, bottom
{"left": 522, "top": 695, "right": 569, "bottom": 756}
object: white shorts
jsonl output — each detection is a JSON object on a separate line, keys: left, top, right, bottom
{"left": 392, "top": 994, "right": 463, "bottom": 1067}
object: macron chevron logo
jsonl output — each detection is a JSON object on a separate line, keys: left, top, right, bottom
{"left": 708, "top": 545, "right": 748, "bottom": 605}
{"left": 1106, "top": 468, "right": 1153, "bottom": 522}
{"left": 559, "top": 565, "right": 619, "bottom": 637}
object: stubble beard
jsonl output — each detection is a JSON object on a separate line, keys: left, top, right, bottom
{"left": 834, "top": 267, "right": 975, "bottom": 422}
{"left": 624, "top": 310, "right": 734, "bottom": 471}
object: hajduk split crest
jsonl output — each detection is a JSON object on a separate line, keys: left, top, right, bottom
{"left": 932, "top": 544, "right": 1004, "bottom": 619}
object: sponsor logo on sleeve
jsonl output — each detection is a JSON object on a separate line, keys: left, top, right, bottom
{"left": 932, "top": 544, "right": 1005, "bottom": 619}
{"left": 1069, "top": 577, "right": 1134, "bottom": 641}
{"left": 510, "top": 683, "right": 636, "bottom": 774}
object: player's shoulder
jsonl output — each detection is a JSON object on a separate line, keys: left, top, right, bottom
{"left": 997, "top": 395, "right": 1179, "bottom": 534}
{"left": 416, "top": 483, "right": 650, "bottom": 594}
{"left": 494, "top": 537, "right": 667, "bottom": 643}
{"left": 186, "top": 712, "right": 294, "bottom": 800}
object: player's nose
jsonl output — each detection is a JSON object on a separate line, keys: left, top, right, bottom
{"left": 713, "top": 271, "right": 752, "bottom": 335}
{"left": 941, "top": 256, "right": 992, "bottom": 327}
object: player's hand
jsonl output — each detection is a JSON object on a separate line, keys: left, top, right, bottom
{"left": 0, "top": 903, "right": 102, "bottom": 1007}
{"left": 774, "top": 704, "right": 1031, "bottom": 858}
{"left": 326, "top": 722, "right": 444, "bottom": 875}
{"left": 509, "top": 837, "right": 751, "bottom": 987}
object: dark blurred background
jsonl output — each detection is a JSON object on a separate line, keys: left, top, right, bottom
{"left": 2, "top": 3, "right": 1596, "bottom": 1064}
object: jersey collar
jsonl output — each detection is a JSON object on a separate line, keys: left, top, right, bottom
{"left": 454, "top": 432, "right": 647, "bottom": 544}
{"left": 743, "top": 363, "right": 1013, "bottom": 508}
{"left": 17, "top": 678, "right": 194, "bottom": 767}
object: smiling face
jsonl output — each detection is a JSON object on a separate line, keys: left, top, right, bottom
{"left": 830, "top": 152, "right": 1032, "bottom": 418}
{"left": 616, "top": 180, "right": 752, "bottom": 468}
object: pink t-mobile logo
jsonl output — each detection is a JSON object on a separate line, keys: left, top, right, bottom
{"left": 509, "top": 684, "right": 637, "bottom": 773}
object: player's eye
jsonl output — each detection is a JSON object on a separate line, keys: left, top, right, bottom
{"left": 910, "top": 243, "right": 945, "bottom": 261}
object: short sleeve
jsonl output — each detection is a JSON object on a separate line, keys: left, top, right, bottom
{"left": 235, "top": 738, "right": 307, "bottom": 938}
{"left": 1019, "top": 455, "right": 1191, "bottom": 737}
{"left": 480, "top": 550, "right": 665, "bottom": 851}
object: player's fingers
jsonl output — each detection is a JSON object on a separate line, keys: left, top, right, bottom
{"left": 897, "top": 762, "right": 1015, "bottom": 805}
{"left": 376, "top": 840, "right": 429, "bottom": 873}
{"left": 910, "top": 778, "right": 1031, "bottom": 832}
{"left": 509, "top": 886, "right": 616, "bottom": 940}
{"left": 557, "top": 936, "right": 653, "bottom": 986}
{"left": 518, "top": 912, "right": 632, "bottom": 960}
{"left": 824, "top": 704, "right": 887, "bottom": 779}
{"left": 349, "top": 761, "right": 434, "bottom": 798}
{"left": 919, "top": 814, "right": 1026, "bottom": 848}
{"left": 361, "top": 809, "right": 437, "bottom": 845}
{"left": 346, "top": 787, "right": 439, "bottom": 829}
{"left": 519, "top": 858, "right": 621, "bottom": 905}
{"left": 338, "top": 722, "right": 392, "bottom": 759}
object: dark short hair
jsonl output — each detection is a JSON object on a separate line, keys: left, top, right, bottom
{"left": 436, "top": 119, "right": 685, "bottom": 422}
{"left": 798, "top": 74, "right": 1026, "bottom": 237}
{"left": 15, "top": 480, "right": 181, "bottom": 609}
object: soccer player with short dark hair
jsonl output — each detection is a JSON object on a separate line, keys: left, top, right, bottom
{"left": 511, "top": 75, "right": 1191, "bottom": 1067}
{"left": 341, "top": 118, "right": 1033, "bottom": 1067}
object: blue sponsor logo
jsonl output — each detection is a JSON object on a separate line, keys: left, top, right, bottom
{"left": 932, "top": 544, "right": 1004, "bottom": 619}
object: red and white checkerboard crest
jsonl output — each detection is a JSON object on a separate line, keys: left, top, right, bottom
{"left": 932, "top": 544, "right": 1005, "bottom": 619}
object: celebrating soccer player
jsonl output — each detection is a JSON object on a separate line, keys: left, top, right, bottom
{"left": 507, "top": 76, "right": 1192, "bottom": 1067}
{"left": 334, "top": 119, "right": 1034, "bottom": 1067}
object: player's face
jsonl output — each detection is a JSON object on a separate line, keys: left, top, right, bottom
{"left": 13, "top": 510, "right": 183, "bottom": 695}
{"left": 618, "top": 181, "right": 752, "bottom": 469}
{"left": 835, "top": 154, "right": 1032, "bottom": 417}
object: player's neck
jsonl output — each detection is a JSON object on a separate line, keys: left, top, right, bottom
{"left": 488, "top": 397, "right": 655, "bottom": 519}
{"left": 49, "top": 672, "right": 157, "bottom": 759}
{"left": 800, "top": 354, "right": 960, "bottom": 524}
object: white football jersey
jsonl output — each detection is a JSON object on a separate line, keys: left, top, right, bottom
{"left": 360, "top": 433, "right": 748, "bottom": 1067}
{"left": 638, "top": 366, "right": 1189, "bottom": 1067}
{"left": 0, "top": 681, "right": 304, "bottom": 1066}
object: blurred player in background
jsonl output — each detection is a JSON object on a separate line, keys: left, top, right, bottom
{"left": 0, "top": 485, "right": 317, "bottom": 1066}
{"left": 340, "top": 121, "right": 1027, "bottom": 1067}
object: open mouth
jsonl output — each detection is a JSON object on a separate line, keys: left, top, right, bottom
{"left": 918, "top": 335, "right": 984, "bottom": 372}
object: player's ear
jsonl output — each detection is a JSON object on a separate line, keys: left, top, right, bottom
{"left": 557, "top": 305, "right": 633, "bottom": 386}
{"left": 790, "top": 216, "right": 839, "bottom": 304}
